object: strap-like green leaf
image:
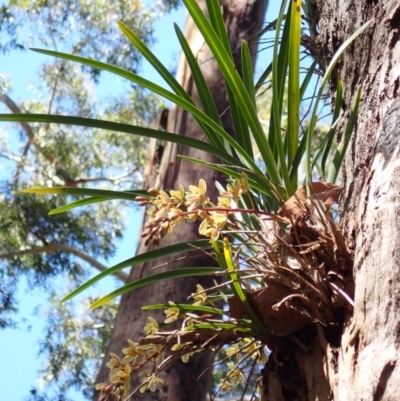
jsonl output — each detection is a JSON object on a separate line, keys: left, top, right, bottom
{"left": 178, "top": 155, "right": 278, "bottom": 202}
{"left": 306, "top": 20, "right": 371, "bottom": 186}
{"left": 117, "top": 22, "right": 225, "bottom": 151}
{"left": 270, "top": 0, "right": 292, "bottom": 196}
{"left": 0, "top": 113, "right": 241, "bottom": 167}
{"left": 300, "top": 59, "right": 318, "bottom": 101}
{"left": 117, "top": 21, "right": 184, "bottom": 96}
{"left": 223, "top": 237, "right": 267, "bottom": 333}
{"left": 187, "top": 322, "right": 253, "bottom": 333}
{"left": 182, "top": 0, "right": 282, "bottom": 190}
{"left": 62, "top": 239, "right": 217, "bottom": 302}
{"left": 286, "top": 0, "right": 301, "bottom": 172}
{"left": 328, "top": 85, "right": 361, "bottom": 183}
{"left": 48, "top": 197, "right": 118, "bottom": 215}
{"left": 241, "top": 41, "right": 256, "bottom": 110}
{"left": 20, "top": 187, "right": 146, "bottom": 199}
{"left": 321, "top": 79, "right": 343, "bottom": 178}
{"left": 174, "top": 24, "right": 229, "bottom": 153}
{"left": 91, "top": 267, "right": 220, "bottom": 309}
{"left": 26, "top": 49, "right": 261, "bottom": 172}
{"left": 142, "top": 303, "right": 223, "bottom": 315}
{"left": 29, "top": 49, "right": 261, "bottom": 172}
{"left": 205, "top": 0, "right": 232, "bottom": 60}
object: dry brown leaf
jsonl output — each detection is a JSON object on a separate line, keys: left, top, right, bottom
{"left": 247, "top": 285, "right": 309, "bottom": 336}
{"left": 279, "top": 181, "right": 342, "bottom": 218}
{"left": 228, "top": 295, "right": 247, "bottom": 319}
{"left": 228, "top": 286, "right": 309, "bottom": 336}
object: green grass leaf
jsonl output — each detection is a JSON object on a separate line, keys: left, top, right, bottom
{"left": 174, "top": 23, "right": 228, "bottom": 153}
{"left": 186, "top": 322, "right": 253, "bottom": 333}
{"left": 286, "top": 0, "right": 301, "bottom": 173}
{"left": 118, "top": 21, "right": 225, "bottom": 151}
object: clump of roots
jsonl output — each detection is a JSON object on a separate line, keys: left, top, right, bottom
{"left": 244, "top": 196, "right": 353, "bottom": 338}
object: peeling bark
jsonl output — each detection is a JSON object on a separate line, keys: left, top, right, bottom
{"left": 93, "top": 1, "right": 268, "bottom": 400}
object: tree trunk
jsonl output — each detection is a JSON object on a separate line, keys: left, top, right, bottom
{"left": 262, "top": 1, "right": 400, "bottom": 400}
{"left": 94, "top": 1, "right": 268, "bottom": 400}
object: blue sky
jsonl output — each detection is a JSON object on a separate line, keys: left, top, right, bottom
{"left": 0, "top": 5, "right": 186, "bottom": 400}
{"left": 0, "top": 2, "right": 282, "bottom": 400}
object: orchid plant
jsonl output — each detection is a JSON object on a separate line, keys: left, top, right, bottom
{"left": 0, "top": 0, "right": 370, "bottom": 398}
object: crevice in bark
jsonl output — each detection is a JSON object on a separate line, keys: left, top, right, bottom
{"left": 263, "top": 345, "right": 308, "bottom": 401}
{"left": 373, "top": 361, "right": 396, "bottom": 401}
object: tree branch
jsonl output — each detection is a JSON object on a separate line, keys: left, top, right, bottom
{"left": 0, "top": 243, "right": 128, "bottom": 283}
{"left": 73, "top": 167, "right": 140, "bottom": 185}
{"left": 0, "top": 93, "right": 77, "bottom": 186}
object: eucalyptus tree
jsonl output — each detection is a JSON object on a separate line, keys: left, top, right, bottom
{"left": 2, "top": 0, "right": 388, "bottom": 400}
{"left": 0, "top": 0, "right": 175, "bottom": 398}
{"left": 262, "top": 1, "right": 400, "bottom": 399}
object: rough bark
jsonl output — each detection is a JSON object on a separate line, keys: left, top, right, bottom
{"left": 94, "top": 1, "right": 268, "bottom": 400}
{"left": 262, "top": 1, "right": 400, "bottom": 400}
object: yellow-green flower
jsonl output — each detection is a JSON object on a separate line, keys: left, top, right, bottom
{"left": 164, "top": 301, "right": 180, "bottom": 324}
{"left": 169, "top": 184, "right": 185, "bottom": 206}
{"left": 139, "top": 371, "right": 164, "bottom": 393}
{"left": 219, "top": 379, "right": 233, "bottom": 395}
{"left": 110, "top": 364, "right": 131, "bottom": 396}
{"left": 217, "top": 196, "right": 231, "bottom": 208}
{"left": 142, "top": 343, "right": 164, "bottom": 362}
{"left": 240, "top": 172, "right": 249, "bottom": 193}
{"left": 226, "top": 362, "right": 244, "bottom": 386}
{"left": 152, "top": 190, "right": 173, "bottom": 220}
{"left": 185, "top": 211, "right": 198, "bottom": 223}
{"left": 144, "top": 316, "right": 159, "bottom": 336}
{"left": 225, "top": 343, "right": 239, "bottom": 358}
{"left": 95, "top": 383, "right": 107, "bottom": 392}
{"left": 122, "top": 339, "right": 144, "bottom": 364}
{"left": 240, "top": 337, "right": 258, "bottom": 358}
{"left": 219, "top": 178, "right": 244, "bottom": 203}
{"left": 198, "top": 210, "right": 228, "bottom": 241}
{"left": 192, "top": 284, "right": 207, "bottom": 306}
{"left": 106, "top": 353, "right": 123, "bottom": 377}
{"left": 185, "top": 179, "right": 209, "bottom": 211}
{"left": 171, "top": 342, "right": 194, "bottom": 363}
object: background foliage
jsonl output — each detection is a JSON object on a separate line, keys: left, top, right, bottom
{"left": 0, "top": 0, "right": 179, "bottom": 399}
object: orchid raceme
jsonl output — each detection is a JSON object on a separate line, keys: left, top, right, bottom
{"left": 137, "top": 175, "right": 261, "bottom": 243}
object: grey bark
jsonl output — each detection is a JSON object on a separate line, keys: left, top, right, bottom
{"left": 94, "top": 1, "right": 268, "bottom": 400}
{"left": 262, "top": 1, "right": 400, "bottom": 400}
